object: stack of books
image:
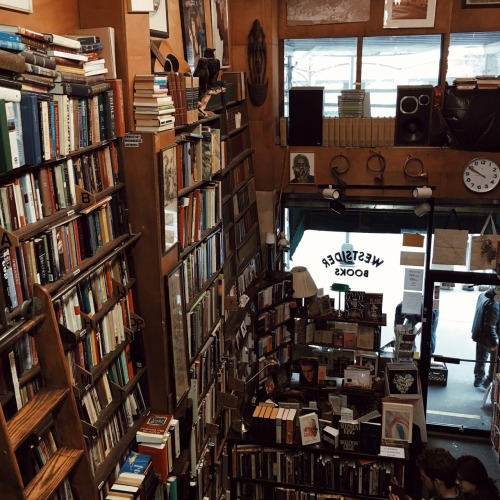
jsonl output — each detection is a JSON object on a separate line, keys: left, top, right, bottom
{"left": 0, "top": 25, "right": 57, "bottom": 96}
{"left": 106, "top": 451, "right": 159, "bottom": 500}
{"left": 133, "top": 73, "right": 176, "bottom": 132}
{"left": 135, "top": 412, "right": 177, "bottom": 483}
{"left": 338, "top": 89, "right": 370, "bottom": 118}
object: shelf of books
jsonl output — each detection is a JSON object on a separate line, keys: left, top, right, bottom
{"left": 0, "top": 24, "right": 149, "bottom": 500}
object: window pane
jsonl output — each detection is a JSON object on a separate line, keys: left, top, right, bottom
{"left": 447, "top": 31, "right": 500, "bottom": 83}
{"left": 284, "top": 38, "right": 358, "bottom": 117}
{"left": 362, "top": 35, "right": 441, "bottom": 117}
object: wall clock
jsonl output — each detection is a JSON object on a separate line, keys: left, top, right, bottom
{"left": 463, "top": 157, "right": 500, "bottom": 193}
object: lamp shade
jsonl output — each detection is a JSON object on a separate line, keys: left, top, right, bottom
{"left": 265, "top": 232, "right": 276, "bottom": 245}
{"left": 291, "top": 266, "right": 318, "bottom": 299}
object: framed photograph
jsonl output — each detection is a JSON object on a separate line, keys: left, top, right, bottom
{"left": 356, "top": 351, "right": 378, "bottom": 376}
{"left": 160, "top": 145, "right": 178, "bottom": 253}
{"left": 210, "top": 0, "right": 230, "bottom": 67}
{"left": 298, "top": 412, "right": 321, "bottom": 445}
{"left": 0, "top": 0, "right": 32, "bottom": 12}
{"left": 166, "top": 263, "right": 190, "bottom": 405}
{"left": 383, "top": 0, "right": 436, "bottom": 28}
{"left": 287, "top": 0, "right": 370, "bottom": 25}
{"left": 179, "top": 0, "right": 208, "bottom": 72}
{"left": 290, "top": 152, "right": 315, "bottom": 184}
{"left": 385, "top": 363, "right": 421, "bottom": 399}
{"left": 150, "top": 0, "right": 169, "bottom": 38}
{"left": 463, "top": 0, "right": 500, "bottom": 6}
{"left": 382, "top": 401, "right": 413, "bottom": 443}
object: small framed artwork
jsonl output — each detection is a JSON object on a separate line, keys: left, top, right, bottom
{"left": 210, "top": 0, "right": 230, "bottom": 67}
{"left": 150, "top": 0, "right": 169, "bottom": 38}
{"left": 385, "top": 363, "right": 421, "bottom": 399}
{"left": 166, "top": 263, "right": 190, "bottom": 405}
{"left": 0, "top": 0, "right": 32, "bottom": 12}
{"left": 290, "top": 152, "right": 315, "bottom": 184}
{"left": 463, "top": 0, "right": 500, "bottom": 6}
{"left": 299, "top": 412, "right": 321, "bottom": 445}
{"left": 179, "top": 0, "right": 207, "bottom": 72}
{"left": 382, "top": 401, "right": 413, "bottom": 443}
{"left": 356, "top": 352, "right": 378, "bottom": 377}
{"left": 383, "top": 0, "right": 436, "bottom": 28}
{"left": 128, "top": 0, "right": 155, "bottom": 12}
{"left": 160, "top": 145, "right": 178, "bottom": 253}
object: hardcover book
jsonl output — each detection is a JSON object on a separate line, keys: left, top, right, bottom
{"left": 338, "top": 419, "right": 360, "bottom": 451}
{"left": 344, "top": 291, "right": 365, "bottom": 319}
{"left": 136, "top": 413, "right": 173, "bottom": 444}
{"left": 298, "top": 412, "right": 321, "bottom": 445}
{"left": 365, "top": 292, "right": 383, "bottom": 321}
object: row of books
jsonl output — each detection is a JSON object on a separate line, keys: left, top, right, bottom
{"left": 257, "top": 279, "right": 293, "bottom": 310}
{"left": 321, "top": 116, "right": 396, "bottom": 147}
{"left": 235, "top": 203, "right": 258, "bottom": 246}
{"left": 182, "top": 229, "right": 222, "bottom": 306}
{"left": 0, "top": 85, "right": 122, "bottom": 174}
{"left": 453, "top": 75, "right": 500, "bottom": 90}
{"left": 0, "top": 142, "right": 119, "bottom": 236}
{"left": 186, "top": 281, "right": 222, "bottom": 360}
{"left": 176, "top": 128, "right": 203, "bottom": 190}
{"left": 256, "top": 301, "right": 291, "bottom": 334}
{"left": 233, "top": 177, "right": 256, "bottom": 217}
{"left": 178, "top": 181, "right": 221, "bottom": 250}
{"left": 232, "top": 444, "right": 402, "bottom": 497}
{"left": 0, "top": 196, "right": 126, "bottom": 311}
{"left": 257, "top": 324, "right": 291, "bottom": 357}
{"left": 201, "top": 125, "right": 222, "bottom": 180}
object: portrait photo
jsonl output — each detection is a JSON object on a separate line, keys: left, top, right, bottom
{"left": 297, "top": 357, "right": 319, "bottom": 386}
{"left": 290, "top": 152, "right": 315, "bottom": 184}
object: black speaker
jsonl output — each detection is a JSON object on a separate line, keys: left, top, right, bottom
{"left": 394, "top": 85, "right": 434, "bottom": 146}
{"left": 288, "top": 87, "right": 324, "bottom": 146}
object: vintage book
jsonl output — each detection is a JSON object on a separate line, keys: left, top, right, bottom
{"left": 338, "top": 419, "right": 360, "bottom": 451}
{"left": 285, "top": 407, "right": 297, "bottom": 444}
{"left": 364, "top": 292, "right": 383, "bottom": 321}
{"left": 136, "top": 413, "right": 173, "bottom": 444}
{"left": 137, "top": 441, "right": 168, "bottom": 482}
{"left": 105, "top": 79, "right": 125, "bottom": 137}
{"left": 344, "top": 290, "right": 365, "bottom": 319}
{"left": 298, "top": 412, "right": 321, "bottom": 445}
{"left": 0, "top": 99, "right": 13, "bottom": 173}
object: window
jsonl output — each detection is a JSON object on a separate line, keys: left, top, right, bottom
{"left": 447, "top": 31, "right": 500, "bottom": 83}
{"left": 284, "top": 35, "right": 441, "bottom": 117}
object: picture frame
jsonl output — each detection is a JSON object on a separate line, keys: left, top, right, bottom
{"left": 128, "top": 0, "right": 155, "bottom": 13}
{"left": 298, "top": 412, "right": 321, "bottom": 445}
{"left": 0, "top": 0, "right": 32, "bottom": 12}
{"left": 382, "top": 401, "right": 413, "bottom": 443}
{"left": 383, "top": 0, "right": 436, "bottom": 28}
{"left": 150, "top": 0, "right": 169, "bottom": 38}
{"left": 160, "top": 145, "right": 178, "bottom": 254}
{"left": 290, "top": 152, "right": 315, "bottom": 184}
{"left": 463, "top": 0, "right": 500, "bottom": 6}
{"left": 179, "top": 0, "right": 208, "bottom": 72}
{"left": 385, "top": 363, "right": 421, "bottom": 399}
{"left": 166, "top": 263, "right": 190, "bottom": 405}
{"left": 356, "top": 351, "right": 378, "bottom": 377}
{"left": 210, "top": 0, "right": 230, "bottom": 67}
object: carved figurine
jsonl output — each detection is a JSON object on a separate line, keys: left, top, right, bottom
{"left": 247, "top": 19, "right": 268, "bottom": 106}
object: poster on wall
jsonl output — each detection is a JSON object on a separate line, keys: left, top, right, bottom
{"left": 179, "top": 0, "right": 207, "bottom": 72}
{"left": 210, "top": 0, "right": 230, "bottom": 67}
{"left": 383, "top": 0, "right": 437, "bottom": 28}
{"left": 287, "top": 0, "right": 370, "bottom": 25}
{"left": 0, "top": 0, "right": 32, "bottom": 12}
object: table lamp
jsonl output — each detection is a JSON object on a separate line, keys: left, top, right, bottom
{"left": 291, "top": 266, "right": 318, "bottom": 317}
{"left": 330, "top": 282, "right": 351, "bottom": 318}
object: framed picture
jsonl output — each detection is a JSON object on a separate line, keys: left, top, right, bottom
{"left": 383, "top": 0, "right": 436, "bottom": 28}
{"left": 287, "top": 0, "right": 370, "bottom": 25}
{"left": 463, "top": 0, "right": 500, "bottom": 6}
{"left": 382, "top": 401, "right": 413, "bottom": 443}
{"left": 356, "top": 351, "right": 378, "bottom": 376}
{"left": 128, "top": 0, "right": 154, "bottom": 12}
{"left": 150, "top": 0, "right": 169, "bottom": 38}
{"left": 166, "top": 263, "right": 190, "bottom": 405}
{"left": 0, "top": 0, "right": 32, "bottom": 12}
{"left": 160, "top": 145, "right": 178, "bottom": 253}
{"left": 179, "top": 0, "right": 208, "bottom": 72}
{"left": 385, "top": 363, "right": 421, "bottom": 399}
{"left": 290, "top": 152, "right": 315, "bottom": 184}
{"left": 210, "top": 0, "right": 230, "bottom": 67}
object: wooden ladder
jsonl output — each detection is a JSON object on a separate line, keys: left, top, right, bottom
{"left": 0, "top": 284, "right": 97, "bottom": 500}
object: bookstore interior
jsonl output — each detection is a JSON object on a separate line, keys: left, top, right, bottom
{"left": 2, "top": 1, "right": 500, "bottom": 500}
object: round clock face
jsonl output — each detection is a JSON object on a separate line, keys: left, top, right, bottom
{"left": 463, "top": 157, "right": 500, "bottom": 193}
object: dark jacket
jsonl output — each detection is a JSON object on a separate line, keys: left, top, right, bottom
{"left": 471, "top": 290, "right": 500, "bottom": 348}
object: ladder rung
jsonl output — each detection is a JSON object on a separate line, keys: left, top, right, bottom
{"left": 7, "top": 386, "right": 69, "bottom": 450}
{"left": 24, "top": 446, "right": 83, "bottom": 500}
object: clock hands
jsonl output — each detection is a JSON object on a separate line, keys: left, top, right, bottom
{"left": 468, "top": 165, "right": 486, "bottom": 178}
